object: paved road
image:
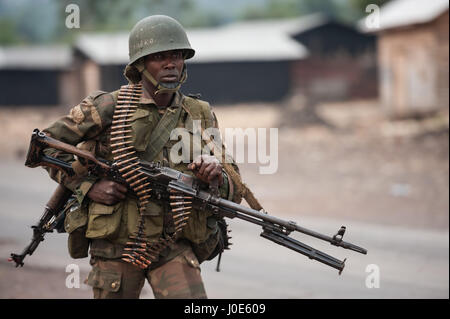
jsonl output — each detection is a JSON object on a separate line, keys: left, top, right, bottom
{"left": 0, "top": 161, "right": 448, "bottom": 298}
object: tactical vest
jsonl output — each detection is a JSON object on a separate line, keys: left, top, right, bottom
{"left": 66, "top": 89, "right": 225, "bottom": 261}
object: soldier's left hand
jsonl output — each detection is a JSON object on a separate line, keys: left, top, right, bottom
{"left": 188, "top": 155, "right": 223, "bottom": 186}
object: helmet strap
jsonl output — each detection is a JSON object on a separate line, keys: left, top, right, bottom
{"left": 134, "top": 59, "right": 187, "bottom": 95}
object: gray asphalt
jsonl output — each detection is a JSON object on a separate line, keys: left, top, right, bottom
{"left": 0, "top": 160, "right": 448, "bottom": 298}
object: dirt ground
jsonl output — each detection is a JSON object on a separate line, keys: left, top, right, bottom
{"left": 0, "top": 98, "right": 448, "bottom": 298}
{"left": 0, "top": 260, "right": 92, "bottom": 299}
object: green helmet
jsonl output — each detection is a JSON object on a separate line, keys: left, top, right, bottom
{"left": 128, "top": 15, "right": 195, "bottom": 66}
{"left": 124, "top": 15, "right": 194, "bottom": 93}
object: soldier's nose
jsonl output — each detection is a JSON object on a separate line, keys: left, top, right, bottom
{"left": 164, "top": 61, "right": 176, "bottom": 69}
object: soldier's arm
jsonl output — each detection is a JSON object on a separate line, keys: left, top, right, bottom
{"left": 42, "top": 91, "right": 116, "bottom": 204}
{"left": 209, "top": 110, "right": 243, "bottom": 204}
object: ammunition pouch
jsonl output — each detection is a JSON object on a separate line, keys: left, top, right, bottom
{"left": 190, "top": 216, "right": 228, "bottom": 264}
{"left": 85, "top": 201, "right": 124, "bottom": 240}
{"left": 64, "top": 199, "right": 90, "bottom": 259}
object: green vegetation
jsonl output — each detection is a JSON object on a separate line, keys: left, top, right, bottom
{"left": 0, "top": 0, "right": 392, "bottom": 45}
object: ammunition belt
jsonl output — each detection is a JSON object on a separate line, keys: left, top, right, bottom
{"left": 110, "top": 83, "right": 192, "bottom": 269}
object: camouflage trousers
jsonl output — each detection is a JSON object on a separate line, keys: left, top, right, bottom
{"left": 86, "top": 247, "right": 207, "bottom": 299}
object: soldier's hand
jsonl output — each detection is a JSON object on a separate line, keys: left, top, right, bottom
{"left": 188, "top": 155, "right": 224, "bottom": 186}
{"left": 87, "top": 178, "right": 128, "bottom": 206}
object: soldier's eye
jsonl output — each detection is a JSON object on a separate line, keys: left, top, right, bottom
{"left": 172, "top": 51, "right": 182, "bottom": 59}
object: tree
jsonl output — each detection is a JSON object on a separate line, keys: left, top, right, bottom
{"left": 239, "top": 0, "right": 393, "bottom": 24}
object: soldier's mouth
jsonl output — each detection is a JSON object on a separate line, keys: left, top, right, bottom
{"left": 160, "top": 75, "right": 178, "bottom": 82}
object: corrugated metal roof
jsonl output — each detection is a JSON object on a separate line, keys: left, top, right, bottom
{"left": 0, "top": 45, "right": 72, "bottom": 70}
{"left": 75, "top": 21, "right": 309, "bottom": 65}
{"left": 75, "top": 32, "right": 129, "bottom": 65}
{"left": 359, "top": 0, "right": 449, "bottom": 32}
{"left": 188, "top": 28, "right": 308, "bottom": 63}
{"left": 0, "top": 15, "right": 320, "bottom": 68}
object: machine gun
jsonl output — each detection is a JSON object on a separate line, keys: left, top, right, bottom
{"left": 8, "top": 184, "right": 73, "bottom": 267}
{"left": 10, "top": 129, "right": 367, "bottom": 274}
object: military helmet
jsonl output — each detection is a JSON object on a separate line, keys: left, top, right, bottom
{"left": 128, "top": 15, "right": 195, "bottom": 66}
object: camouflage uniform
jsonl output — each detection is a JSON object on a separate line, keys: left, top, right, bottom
{"left": 88, "top": 246, "right": 205, "bottom": 299}
{"left": 42, "top": 15, "right": 242, "bottom": 299}
{"left": 44, "top": 87, "right": 241, "bottom": 299}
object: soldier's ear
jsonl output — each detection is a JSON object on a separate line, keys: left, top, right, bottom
{"left": 123, "top": 64, "right": 141, "bottom": 84}
{"left": 124, "top": 57, "right": 145, "bottom": 83}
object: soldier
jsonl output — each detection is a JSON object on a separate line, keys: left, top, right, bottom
{"left": 42, "top": 15, "right": 242, "bottom": 299}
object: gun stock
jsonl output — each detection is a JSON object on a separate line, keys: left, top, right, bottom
{"left": 25, "top": 128, "right": 110, "bottom": 176}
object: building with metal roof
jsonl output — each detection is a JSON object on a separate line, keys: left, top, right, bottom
{"left": 0, "top": 46, "right": 76, "bottom": 106}
{"left": 73, "top": 25, "right": 308, "bottom": 104}
{"left": 0, "top": 13, "right": 378, "bottom": 106}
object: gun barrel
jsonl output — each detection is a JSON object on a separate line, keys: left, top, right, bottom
{"left": 215, "top": 197, "right": 367, "bottom": 255}
{"left": 332, "top": 240, "right": 367, "bottom": 255}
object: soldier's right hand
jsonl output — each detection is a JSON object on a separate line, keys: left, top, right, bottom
{"left": 87, "top": 178, "right": 128, "bottom": 205}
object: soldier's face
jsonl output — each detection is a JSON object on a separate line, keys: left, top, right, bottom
{"left": 144, "top": 50, "right": 184, "bottom": 84}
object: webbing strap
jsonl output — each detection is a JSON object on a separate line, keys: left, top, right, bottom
{"left": 143, "top": 104, "right": 183, "bottom": 162}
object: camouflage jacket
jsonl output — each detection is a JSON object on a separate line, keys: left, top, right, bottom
{"left": 43, "top": 88, "right": 241, "bottom": 260}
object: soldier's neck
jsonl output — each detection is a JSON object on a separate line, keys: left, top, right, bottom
{"left": 142, "top": 79, "right": 174, "bottom": 108}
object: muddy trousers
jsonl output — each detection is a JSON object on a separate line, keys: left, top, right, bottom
{"left": 86, "top": 247, "right": 207, "bottom": 299}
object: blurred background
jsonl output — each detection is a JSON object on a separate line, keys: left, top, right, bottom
{"left": 0, "top": 0, "right": 448, "bottom": 299}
